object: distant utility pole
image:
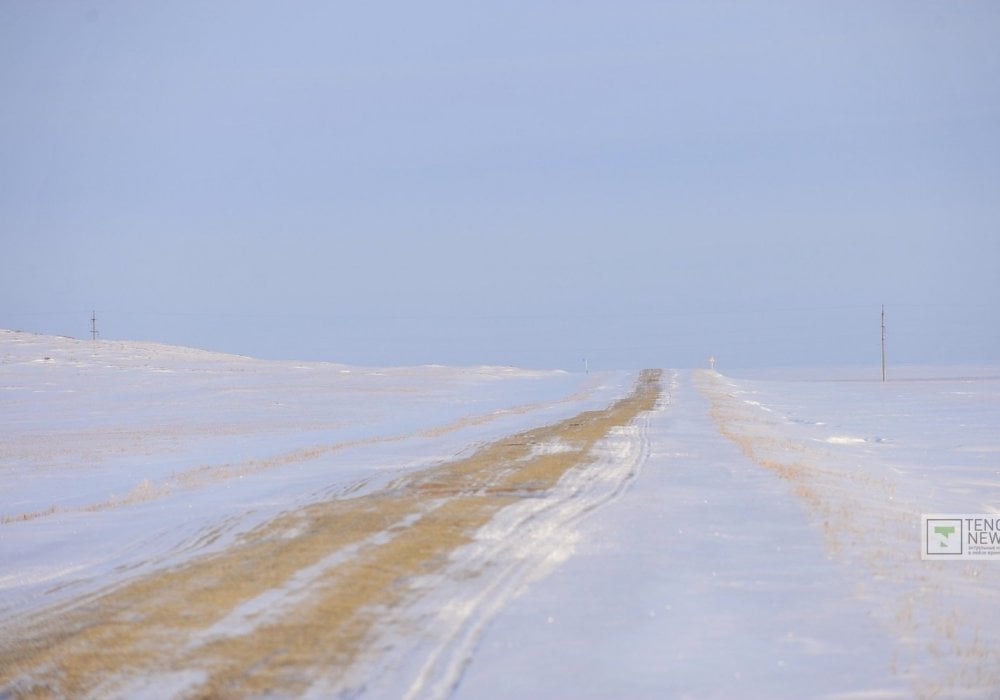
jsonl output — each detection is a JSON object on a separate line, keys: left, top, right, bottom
{"left": 583, "top": 357, "right": 589, "bottom": 374}
{"left": 880, "top": 305, "right": 886, "bottom": 382}
{"left": 91, "top": 310, "right": 98, "bottom": 341}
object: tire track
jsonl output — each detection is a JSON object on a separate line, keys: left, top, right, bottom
{"left": 394, "top": 372, "right": 673, "bottom": 700}
{"left": 0, "top": 370, "right": 661, "bottom": 698}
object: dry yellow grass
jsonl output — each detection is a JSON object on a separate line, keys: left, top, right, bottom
{"left": 0, "top": 370, "right": 661, "bottom": 698}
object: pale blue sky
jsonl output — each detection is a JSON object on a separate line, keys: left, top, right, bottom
{"left": 2, "top": 2, "right": 998, "bottom": 369}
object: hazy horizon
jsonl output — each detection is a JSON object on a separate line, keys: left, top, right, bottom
{"left": 3, "top": 2, "right": 998, "bottom": 370}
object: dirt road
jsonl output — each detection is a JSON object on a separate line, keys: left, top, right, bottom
{"left": 0, "top": 371, "right": 662, "bottom": 698}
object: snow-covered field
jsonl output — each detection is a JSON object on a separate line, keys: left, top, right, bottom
{"left": 2, "top": 330, "right": 999, "bottom": 698}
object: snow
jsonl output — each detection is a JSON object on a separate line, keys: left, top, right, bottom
{"left": 3, "top": 330, "right": 1000, "bottom": 698}
{"left": 0, "top": 329, "right": 632, "bottom": 619}
{"left": 367, "top": 411, "right": 658, "bottom": 700}
{"left": 455, "top": 371, "right": 910, "bottom": 699}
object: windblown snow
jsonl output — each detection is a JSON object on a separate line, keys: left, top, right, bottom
{"left": 2, "top": 329, "right": 999, "bottom": 698}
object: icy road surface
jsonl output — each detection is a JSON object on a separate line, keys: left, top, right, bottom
{"left": 2, "top": 330, "right": 999, "bottom": 698}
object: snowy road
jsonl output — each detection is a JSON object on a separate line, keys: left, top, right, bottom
{"left": 2, "top": 332, "right": 1000, "bottom": 698}
{"left": 460, "top": 368, "right": 1000, "bottom": 699}
{"left": 457, "top": 371, "right": 908, "bottom": 699}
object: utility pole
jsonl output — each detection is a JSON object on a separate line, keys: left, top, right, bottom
{"left": 880, "top": 305, "right": 886, "bottom": 382}
{"left": 91, "top": 310, "right": 98, "bottom": 341}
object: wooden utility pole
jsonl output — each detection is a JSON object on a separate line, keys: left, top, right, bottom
{"left": 91, "top": 310, "right": 98, "bottom": 341}
{"left": 880, "top": 305, "right": 886, "bottom": 382}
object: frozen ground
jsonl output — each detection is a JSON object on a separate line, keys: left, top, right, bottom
{"left": 1, "top": 330, "right": 999, "bottom": 698}
{"left": 0, "top": 330, "right": 630, "bottom": 618}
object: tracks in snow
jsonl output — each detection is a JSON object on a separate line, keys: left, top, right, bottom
{"left": 389, "top": 374, "right": 670, "bottom": 700}
{"left": 0, "top": 371, "right": 663, "bottom": 699}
